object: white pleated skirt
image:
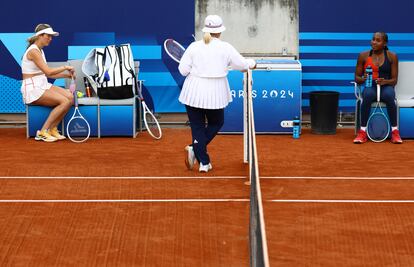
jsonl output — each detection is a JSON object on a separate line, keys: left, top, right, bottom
{"left": 20, "top": 75, "right": 53, "bottom": 104}
{"left": 179, "top": 75, "right": 232, "bottom": 109}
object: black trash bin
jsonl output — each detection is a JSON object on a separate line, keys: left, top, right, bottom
{"left": 309, "top": 91, "right": 340, "bottom": 134}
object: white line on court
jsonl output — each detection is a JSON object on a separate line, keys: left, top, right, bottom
{"left": 3, "top": 199, "right": 414, "bottom": 204}
{"left": 0, "top": 176, "right": 247, "bottom": 180}
{"left": 268, "top": 199, "right": 414, "bottom": 203}
{"left": 262, "top": 176, "right": 414, "bottom": 180}
{"left": 0, "top": 199, "right": 249, "bottom": 203}
{"left": 2, "top": 176, "right": 414, "bottom": 180}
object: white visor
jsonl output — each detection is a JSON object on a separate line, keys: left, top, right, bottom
{"left": 35, "top": 27, "right": 59, "bottom": 37}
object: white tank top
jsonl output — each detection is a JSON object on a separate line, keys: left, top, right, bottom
{"left": 21, "top": 44, "right": 47, "bottom": 74}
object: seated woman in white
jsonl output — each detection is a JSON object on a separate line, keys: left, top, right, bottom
{"left": 21, "top": 23, "right": 75, "bottom": 142}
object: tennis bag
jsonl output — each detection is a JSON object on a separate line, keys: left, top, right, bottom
{"left": 82, "top": 44, "right": 136, "bottom": 99}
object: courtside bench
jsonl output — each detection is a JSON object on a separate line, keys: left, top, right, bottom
{"left": 26, "top": 60, "right": 141, "bottom": 138}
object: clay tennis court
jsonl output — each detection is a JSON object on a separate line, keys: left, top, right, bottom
{"left": 1, "top": 127, "right": 413, "bottom": 266}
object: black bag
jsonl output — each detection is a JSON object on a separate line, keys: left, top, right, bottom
{"left": 82, "top": 44, "right": 136, "bottom": 99}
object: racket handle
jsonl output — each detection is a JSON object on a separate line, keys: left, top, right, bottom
{"left": 74, "top": 91, "right": 79, "bottom": 107}
{"left": 377, "top": 83, "right": 380, "bottom": 102}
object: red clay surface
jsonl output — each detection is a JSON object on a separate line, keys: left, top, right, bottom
{"left": 1, "top": 127, "right": 413, "bottom": 266}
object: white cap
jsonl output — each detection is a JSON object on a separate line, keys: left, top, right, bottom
{"left": 202, "top": 15, "right": 226, "bottom": 33}
{"left": 35, "top": 27, "right": 59, "bottom": 37}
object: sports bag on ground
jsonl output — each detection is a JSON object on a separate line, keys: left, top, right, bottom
{"left": 82, "top": 44, "right": 136, "bottom": 99}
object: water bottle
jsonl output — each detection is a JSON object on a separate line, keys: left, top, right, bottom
{"left": 83, "top": 77, "right": 92, "bottom": 97}
{"left": 365, "top": 65, "right": 373, "bottom": 88}
{"left": 293, "top": 116, "right": 300, "bottom": 139}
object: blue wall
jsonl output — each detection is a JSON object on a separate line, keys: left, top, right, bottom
{"left": 299, "top": 0, "right": 414, "bottom": 112}
{"left": 0, "top": 0, "right": 194, "bottom": 113}
{"left": 3, "top": 0, "right": 414, "bottom": 113}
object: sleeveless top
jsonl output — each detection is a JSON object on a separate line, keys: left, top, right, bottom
{"left": 21, "top": 44, "right": 47, "bottom": 74}
{"left": 363, "top": 49, "right": 392, "bottom": 80}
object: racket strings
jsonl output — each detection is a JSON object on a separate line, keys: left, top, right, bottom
{"left": 144, "top": 111, "right": 162, "bottom": 139}
{"left": 164, "top": 39, "right": 185, "bottom": 63}
{"left": 67, "top": 117, "right": 90, "bottom": 143}
{"left": 367, "top": 112, "right": 390, "bottom": 142}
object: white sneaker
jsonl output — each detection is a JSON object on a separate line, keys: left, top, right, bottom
{"left": 199, "top": 163, "right": 213, "bottom": 173}
{"left": 35, "top": 129, "right": 58, "bottom": 142}
{"left": 184, "top": 145, "right": 196, "bottom": 170}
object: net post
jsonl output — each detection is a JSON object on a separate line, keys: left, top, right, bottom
{"left": 243, "top": 71, "right": 248, "bottom": 164}
{"left": 247, "top": 67, "right": 270, "bottom": 267}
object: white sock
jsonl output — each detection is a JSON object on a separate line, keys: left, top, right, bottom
{"left": 360, "top": 127, "right": 366, "bottom": 132}
{"left": 392, "top": 127, "right": 398, "bottom": 131}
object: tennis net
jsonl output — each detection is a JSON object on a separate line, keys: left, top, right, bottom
{"left": 244, "top": 69, "right": 270, "bottom": 267}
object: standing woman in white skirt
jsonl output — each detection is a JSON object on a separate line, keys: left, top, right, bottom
{"left": 21, "top": 24, "right": 75, "bottom": 142}
{"left": 178, "top": 15, "right": 256, "bottom": 173}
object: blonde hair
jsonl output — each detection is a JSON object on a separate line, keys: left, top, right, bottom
{"left": 203, "top": 32, "right": 212, "bottom": 44}
{"left": 203, "top": 32, "right": 221, "bottom": 44}
{"left": 26, "top": 23, "right": 52, "bottom": 49}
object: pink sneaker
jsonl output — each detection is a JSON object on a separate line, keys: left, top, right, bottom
{"left": 353, "top": 130, "right": 368, "bottom": 144}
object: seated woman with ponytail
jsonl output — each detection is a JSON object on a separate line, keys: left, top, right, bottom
{"left": 353, "top": 31, "right": 402, "bottom": 144}
{"left": 178, "top": 15, "right": 256, "bottom": 173}
{"left": 21, "top": 23, "right": 75, "bottom": 142}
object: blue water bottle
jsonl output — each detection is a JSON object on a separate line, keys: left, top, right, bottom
{"left": 365, "top": 65, "right": 373, "bottom": 88}
{"left": 293, "top": 116, "right": 300, "bottom": 139}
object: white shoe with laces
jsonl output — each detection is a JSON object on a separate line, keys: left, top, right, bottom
{"left": 199, "top": 163, "right": 213, "bottom": 173}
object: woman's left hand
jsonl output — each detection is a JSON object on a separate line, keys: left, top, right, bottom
{"left": 375, "top": 78, "right": 386, "bottom": 85}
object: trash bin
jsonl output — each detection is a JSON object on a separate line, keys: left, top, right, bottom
{"left": 309, "top": 91, "right": 339, "bottom": 134}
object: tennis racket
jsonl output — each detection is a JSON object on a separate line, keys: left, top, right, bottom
{"left": 163, "top": 39, "right": 185, "bottom": 63}
{"left": 366, "top": 83, "right": 390, "bottom": 142}
{"left": 136, "top": 80, "right": 162, "bottom": 139}
{"left": 66, "top": 78, "right": 91, "bottom": 143}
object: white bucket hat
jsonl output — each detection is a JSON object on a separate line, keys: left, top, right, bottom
{"left": 202, "top": 15, "right": 226, "bottom": 33}
{"left": 34, "top": 27, "right": 59, "bottom": 37}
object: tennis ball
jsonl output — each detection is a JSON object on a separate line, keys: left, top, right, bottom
{"left": 76, "top": 91, "right": 84, "bottom": 98}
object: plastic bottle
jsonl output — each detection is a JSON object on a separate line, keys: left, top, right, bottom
{"left": 293, "top": 116, "right": 300, "bottom": 139}
{"left": 83, "top": 77, "right": 92, "bottom": 97}
{"left": 365, "top": 65, "right": 373, "bottom": 88}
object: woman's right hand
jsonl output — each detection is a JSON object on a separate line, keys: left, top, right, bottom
{"left": 359, "top": 73, "right": 367, "bottom": 83}
{"left": 65, "top": 65, "right": 75, "bottom": 73}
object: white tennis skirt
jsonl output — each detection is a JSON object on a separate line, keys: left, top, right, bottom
{"left": 179, "top": 75, "right": 232, "bottom": 109}
{"left": 21, "top": 75, "right": 53, "bottom": 104}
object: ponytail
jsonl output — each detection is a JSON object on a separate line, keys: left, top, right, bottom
{"left": 26, "top": 36, "right": 37, "bottom": 50}
{"left": 203, "top": 32, "right": 212, "bottom": 44}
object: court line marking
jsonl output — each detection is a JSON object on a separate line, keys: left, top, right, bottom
{"left": 2, "top": 176, "right": 414, "bottom": 180}
{"left": 0, "top": 199, "right": 249, "bottom": 203}
{"left": 262, "top": 176, "right": 414, "bottom": 180}
{"left": 0, "top": 176, "right": 247, "bottom": 179}
{"left": 268, "top": 199, "right": 414, "bottom": 203}
{"left": 2, "top": 199, "right": 414, "bottom": 204}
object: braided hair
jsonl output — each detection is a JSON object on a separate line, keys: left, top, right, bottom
{"left": 376, "top": 31, "right": 389, "bottom": 51}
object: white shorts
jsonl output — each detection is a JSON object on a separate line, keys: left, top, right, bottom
{"left": 20, "top": 74, "right": 53, "bottom": 104}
